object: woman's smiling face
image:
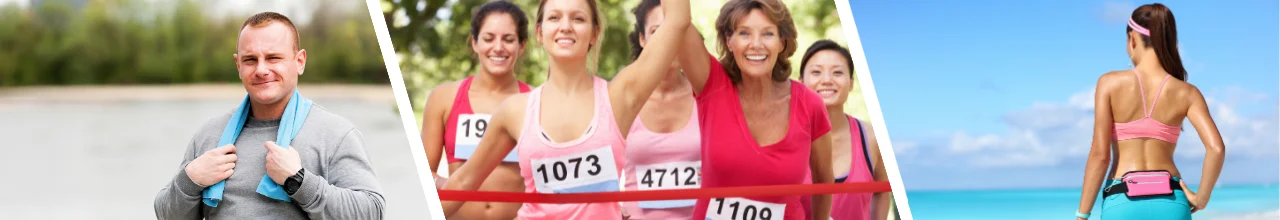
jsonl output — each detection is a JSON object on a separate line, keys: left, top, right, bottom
{"left": 727, "top": 9, "right": 784, "bottom": 79}
{"left": 537, "top": 0, "right": 598, "bottom": 61}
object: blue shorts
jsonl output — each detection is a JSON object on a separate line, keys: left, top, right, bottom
{"left": 1100, "top": 178, "right": 1191, "bottom": 220}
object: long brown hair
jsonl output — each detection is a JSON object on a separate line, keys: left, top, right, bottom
{"left": 471, "top": 1, "right": 530, "bottom": 45}
{"left": 1129, "top": 3, "right": 1187, "bottom": 81}
{"left": 628, "top": 0, "right": 662, "bottom": 61}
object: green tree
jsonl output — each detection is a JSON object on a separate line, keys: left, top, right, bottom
{"left": 389, "top": 0, "right": 867, "bottom": 121}
{"left": 385, "top": 0, "right": 636, "bottom": 109}
{"left": 0, "top": 0, "right": 389, "bottom": 86}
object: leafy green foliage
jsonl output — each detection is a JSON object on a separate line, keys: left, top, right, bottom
{"left": 0, "top": 0, "right": 388, "bottom": 86}
{"left": 389, "top": 0, "right": 865, "bottom": 119}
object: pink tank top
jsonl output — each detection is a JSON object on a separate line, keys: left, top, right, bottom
{"left": 1112, "top": 69, "right": 1181, "bottom": 143}
{"left": 444, "top": 76, "right": 531, "bottom": 163}
{"left": 515, "top": 77, "right": 627, "bottom": 219}
{"left": 830, "top": 116, "right": 875, "bottom": 220}
{"left": 692, "top": 55, "right": 833, "bottom": 220}
{"left": 622, "top": 102, "right": 701, "bottom": 220}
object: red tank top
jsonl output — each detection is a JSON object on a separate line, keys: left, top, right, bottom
{"left": 830, "top": 116, "right": 875, "bottom": 220}
{"left": 443, "top": 76, "right": 531, "bottom": 163}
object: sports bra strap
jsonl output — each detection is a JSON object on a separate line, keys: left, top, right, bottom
{"left": 1131, "top": 69, "right": 1173, "bottom": 117}
{"left": 1131, "top": 70, "right": 1149, "bottom": 116}
{"left": 1148, "top": 74, "right": 1171, "bottom": 116}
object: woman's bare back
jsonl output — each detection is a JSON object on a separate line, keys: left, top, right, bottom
{"left": 1102, "top": 69, "right": 1194, "bottom": 178}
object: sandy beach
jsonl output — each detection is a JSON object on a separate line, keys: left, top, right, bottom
{"left": 1210, "top": 210, "right": 1280, "bottom": 220}
{"left": 0, "top": 84, "right": 431, "bottom": 219}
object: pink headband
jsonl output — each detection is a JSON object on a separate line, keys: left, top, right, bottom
{"left": 1128, "top": 18, "right": 1150, "bottom": 36}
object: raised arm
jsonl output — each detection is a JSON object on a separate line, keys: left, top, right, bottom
{"left": 1184, "top": 86, "right": 1225, "bottom": 211}
{"left": 439, "top": 94, "right": 525, "bottom": 216}
{"left": 422, "top": 82, "right": 459, "bottom": 179}
{"left": 864, "top": 122, "right": 890, "bottom": 220}
{"left": 1077, "top": 74, "right": 1116, "bottom": 219}
{"left": 609, "top": 0, "right": 692, "bottom": 137}
{"left": 679, "top": 24, "right": 712, "bottom": 94}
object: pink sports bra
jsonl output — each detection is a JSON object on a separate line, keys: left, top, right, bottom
{"left": 1112, "top": 69, "right": 1181, "bottom": 143}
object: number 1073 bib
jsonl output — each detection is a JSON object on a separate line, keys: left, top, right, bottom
{"left": 453, "top": 114, "right": 519, "bottom": 162}
{"left": 531, "top": 147, "right": 620, "bottom": 193}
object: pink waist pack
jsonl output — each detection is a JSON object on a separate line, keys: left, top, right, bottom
{"left": 1121, "top": 170, "right": 1174, "bottom": 197}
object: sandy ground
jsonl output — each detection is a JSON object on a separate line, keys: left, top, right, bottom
{"left": 0, "top": 85, "right": 432, "bottom": 219}
{"left": 1205, "top": 210, "right": 1280, "bottom": 220}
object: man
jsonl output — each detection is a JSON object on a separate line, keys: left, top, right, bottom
{"left": 154, "top": 12, "right": 384, "bottom": 220}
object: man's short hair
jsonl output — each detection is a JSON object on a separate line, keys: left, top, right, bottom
{"left": 240, "top": 12, "right": 301, "bottom": 51}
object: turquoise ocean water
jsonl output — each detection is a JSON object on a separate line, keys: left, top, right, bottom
{"left": 905, "top": 184, "right": 1279, "bottom": 220}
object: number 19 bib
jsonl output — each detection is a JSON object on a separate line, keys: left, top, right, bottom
{"left": 531, "top": 146, "right": 620, "bottom": 193}
{"left": 706, "top": 197, "right": 785, "bottom": 220}
{"left": 453, "top": 114, "right": 519, "bottom": 162}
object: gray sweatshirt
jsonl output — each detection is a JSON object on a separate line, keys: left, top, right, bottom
{"left": 154, "top": 104, "right": 385, "bottom": 220}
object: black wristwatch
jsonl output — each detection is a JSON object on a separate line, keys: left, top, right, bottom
{"left": 284, "top": 168, "right": 306, "bottom": 196}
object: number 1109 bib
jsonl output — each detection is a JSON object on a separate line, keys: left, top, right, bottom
{"left": 453, "top": 114, "right": 518, "bottom": 162}
{"left": 531, "top": 147, "right": 620, "bottom": 193}
{"left": 705, "top": 197, "right": 785, "bottom": 220}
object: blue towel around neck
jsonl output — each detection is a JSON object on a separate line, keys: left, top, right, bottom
{"left": 201, "top": 89, "right": 312, "bottom": 207}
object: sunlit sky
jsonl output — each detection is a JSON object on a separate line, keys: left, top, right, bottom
{"left": 850, "top": 0, "right": 1278, "bottom": 190}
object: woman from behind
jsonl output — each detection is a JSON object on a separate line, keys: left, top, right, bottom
{"left": 1075, "top": 3, "right": 1225, "bottom": 220}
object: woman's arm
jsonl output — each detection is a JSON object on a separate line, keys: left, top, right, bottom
{"left": 422, "top": 82, "right": 458, "bottom": 179}
{"left": 609, "top": 0, "right": 693, "bottom": 138}
{"left": 679, "top": 25, "right": 712, "bottom": 94}
{"left": 1184, "top": 86, "right": 1225, "bottom": 211}
{"left": 1077, "top": 74, "right": 1116, "bottom": 219}
{"left": 439, "top": 94, "right": 525, "bottom": 216}
{"left": 810, "top": 133, "right": 834, "bottom": 220}
{"left": 864, "top": 123, "right": 891, "bottom": 220}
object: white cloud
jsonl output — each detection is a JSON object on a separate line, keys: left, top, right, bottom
{"left": 940, "top": 89, "right": 1096, "bottom": 167}
{"left": 892, "top": 141, "right": 918, "bottom": 156}
{"left": 1174, "top": 88, "right": 1279, "bottom": 158}
{"left": 932, "top": 86, "right": 1277, "bottom": 168}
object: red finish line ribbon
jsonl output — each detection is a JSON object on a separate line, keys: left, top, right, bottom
{"left": 437, "top": 182, "right": 891, "bottom": 204}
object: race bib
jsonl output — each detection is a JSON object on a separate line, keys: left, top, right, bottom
{"left": 531, "top": 147, "right": 620, "bottom": 193}
{"left": 452, "top": 114, "right": 518, "bottom": 162}
{"left": 635, "top": 161, "right": 701, "bottom": 208}
{"left": 705, "top": 197, "right": 785, "bottom": 220}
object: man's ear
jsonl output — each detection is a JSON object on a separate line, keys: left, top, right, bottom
{"left": 233, "top": 53, "right": 241, "bottom": 79}
{"left": 296, "top": 49, "right": 307, "bottom": 76}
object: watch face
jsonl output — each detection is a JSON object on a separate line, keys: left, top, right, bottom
{"left": 285, "top": 179, "right": 301, "bottom": 194}
{"left": 286, "top": 171, "right": 304, "bottom": 194}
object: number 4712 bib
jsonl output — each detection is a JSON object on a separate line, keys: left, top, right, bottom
{"left": 531, "top": 147, "right": 620, "bottom": 193}
{"left": 453, "top": 114, "right": 519, "bottom": 162}
{"left": 635, "top": 161, "right": 701, "bottom": 208}
{"left": 705, "top": 197, "right": 785, "bottom": 220}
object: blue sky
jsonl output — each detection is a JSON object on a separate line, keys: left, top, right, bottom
{"left": 849, "top": 0, "right": 1279, "bottom": 190}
